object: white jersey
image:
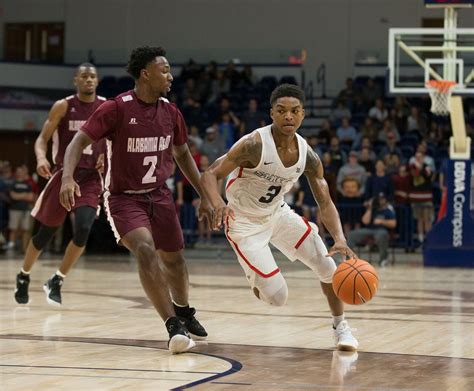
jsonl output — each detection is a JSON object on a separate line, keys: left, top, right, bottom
{"left": 226, "top": 125, "right": 308, "bottom": 218}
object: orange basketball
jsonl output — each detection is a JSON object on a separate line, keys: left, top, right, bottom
{"left": 332, "top": 259, "right": 379, "bottom": 305}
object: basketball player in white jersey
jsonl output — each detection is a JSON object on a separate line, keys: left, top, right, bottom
{"left": 201, "top": 84, "right": 359, "bottom": 350}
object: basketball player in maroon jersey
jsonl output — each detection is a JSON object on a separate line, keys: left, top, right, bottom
{"left": 14, "top": 63, "right": 106, "bottom": 307}
{"left": 59, "top": 47, "right": 211, "bottom": 354}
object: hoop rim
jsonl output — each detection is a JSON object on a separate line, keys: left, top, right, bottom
{"left": 426, "top": 80, "right": 457, "bottom": 92}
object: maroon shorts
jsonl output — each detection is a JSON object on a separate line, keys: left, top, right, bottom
{"left": 31, "top": 168, "right": 103, "bottom": 227}
{"left": 104, "top": 187, "right": 184, "bottom": 252}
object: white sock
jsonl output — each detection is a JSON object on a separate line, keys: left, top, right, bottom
{"left": 56, "top": 270, "right": 66, "bottom": 278}
{"left": 172, "top": 300, "right": 188, "bottom": 307}
{"left": 333, "top": 314, "right": 345, "bottom": 328}
{"left": 20, "top": 268, "right": 31, "bottom": 275}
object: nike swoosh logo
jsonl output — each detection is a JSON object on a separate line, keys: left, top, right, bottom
{"left": 264, "top": 161, "right": 273, "bottom": 165}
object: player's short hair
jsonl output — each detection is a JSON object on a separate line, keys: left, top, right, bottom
{"left": 270, "top": 84, "right": 305, "bottom": 106}
{"left": 127, "top": 46, "right": 167, "bottom": 79}
{"left": 76, "top": 62, "right": 96, "bottom": 74}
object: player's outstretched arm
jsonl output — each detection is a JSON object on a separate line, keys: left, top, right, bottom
{"left": 304, "top": 148, "right": 358, "bottom": 260}
{"left": 35, "top": 99, "right": 68, "bottom": 179}
{"left": 201, "top": 133, "right": 262, "bottom": 229}
{"left": 59, "top": 130, "right": 93, "bottom": 211}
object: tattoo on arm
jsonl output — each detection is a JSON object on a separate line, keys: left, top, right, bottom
{"left": 230, "top": 135, "right": 262, "bottom": 168}
{"left": 304, "top": 148, "right": 322, "bottom": 178}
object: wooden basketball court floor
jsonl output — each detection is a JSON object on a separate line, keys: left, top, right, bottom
{"left": 1, "top": 250, "right": 473, "bottom": 390}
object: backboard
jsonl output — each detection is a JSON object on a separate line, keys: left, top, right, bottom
{"left": 388, "top": 3, "right": 474, "bottom": 95}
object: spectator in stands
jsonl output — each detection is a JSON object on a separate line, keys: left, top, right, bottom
{"left": 337, "top": 151, "right": 367, "bottom": 194}
{"left": 336, "top": 117, "right": 357, "bottom": 146}
{"left": 391, "top": 96, "right": 410, "bottom": 133}
{"left": 188, "top": 125, "right": 203, "bottom": 150}
{"left": 1, "top": 161, "right": 14, "bottom": 189}
{"left": 329, "top": 100, "right": 352, "bottom": 127}
{"left": 364, "top": 159, "right": 393, "bottom": 201}
{"left": 378, "top": 131, "right": 402, "bottom": 159}
{"left": 358, "top": 117, "right": 378, "bottom": 144}
{"left": 351, "top": 94, "right": 369, "bottom": 115}
{"left": 328, "top": 136, "right": 347, "bottom": 172}
{"left": 368, "top": 98, "right": 388, "bottom": 124}
{"left": 347, "top": 192, "right": 397, "bottom": 267}
{"left": 406, "top": 106, "right": 428, "bottom": 137}
{"left": 295, "top": 177, "right": 318, "bottom": 223}
{"left": 337, "top": 77, "right": 358, "bottom": 109}
{"left": 218, "top": 112, "right": 240, "bottom": 150}
{"left": 354, "top": 136, "right": 376, "bottom": 158}
{"left": 196, "top": 71, "right": 212, "bottom": 103}
{"left": 317, "top": 118, "right": 334, "bottom": 145}
{"left": 337, "top": 177, "right": 365, "bottom": 234}
{"left": 208, "top": 70, "right": 231, "bottom": 102}
{"left": 409, "top": 141, "right": 435, "bottom": 173}
{"left": 180, "top": 58, "right": 202, "bottom": 81}
{"left": 205, "top": 61, "right": 218, "bottom": 80}
{"left": 200, "top": 125, "right": 226, "bottom": 164}
{"left": 7, "top": 166, "right": 34, "bottom": 251}
{"left": 224, "top": 61, "right": 241, "bottom": 88}
{"left": 383, "top": 153, "right": 402, "bottom": 176}
{"left": 306, "top": 135, "right": 325, "bottom": 158}
{"left": 239, "top": 98, "right": 267, "bottom": 137}
{"left": 182, "top": 78, "right": 202, "bottom": 103}
{"left": 361, "top": 77, "right": 382, "bottom": 108}
{"left": 0, "top": 161, "right": 10, "bottom": 250}
{"left": 211, "top": 97, "right": 233, "bottom": 122}
{"left": 378, "top": 119, "right": 400, "bottom": 143}
{"left": 181, "top": 97, "right": 203, "bottom": 128}
{"left": 391, "top": 163, "right": 411, "bottom": 206}
{"left": 240, "top": 65, "right": 258, "bottom": 87}
{"left": 358, "top": 147, "right": 376, "bottom": 174}
{"left": 409, "top": 152, "right": 434, "bottom": 245}
{"left": 321, "top": 152, "right": 338, "bottom": 203}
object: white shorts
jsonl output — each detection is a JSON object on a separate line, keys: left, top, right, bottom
{"left": 225, "top": 204, "right": 337, "bottom": 295}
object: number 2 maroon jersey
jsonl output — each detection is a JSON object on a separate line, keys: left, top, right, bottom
{"left": 81, "top": 90, "right": 188, "bottom": 194}
{"left": 53, "top": 94, "right": 107, "bottom": 169}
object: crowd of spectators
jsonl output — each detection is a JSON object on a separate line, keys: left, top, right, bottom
{"left": 3, "top": 62, "right": 474, "bottom": 255}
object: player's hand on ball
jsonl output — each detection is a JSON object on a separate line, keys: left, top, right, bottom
{"left": 327, "top": 240, "right": 358, "bottom": 260}
{"left": 59, "top": 177, "right": 81, "bottom": 212}
{"left": 212, "top": 203, "right": 235, "bottom": 230}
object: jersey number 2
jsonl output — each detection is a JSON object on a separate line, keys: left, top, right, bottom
{"left": 258, "top": 185, "right": 282, "bottom": 203}
{"left": 142, "top": 156, "right": 157, "bottom": 184}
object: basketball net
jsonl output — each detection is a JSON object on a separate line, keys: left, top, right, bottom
{"left": 426, "top": 80, "right": 457, "bottom": 116}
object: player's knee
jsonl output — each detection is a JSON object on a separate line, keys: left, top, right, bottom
{"left": 257, "top": 278, "right": 288, "bottom": 307}
{"left": 267, "top": 284, "right": 288, "bottom": 306}
{"left": 72, "top": 224, "right": 92, "bottom": 247}
{"left": 31, "top": 225, "right": 58, "bottom": 250}
{"left": 134, "top": 241, "right": 156, "bottom": 263}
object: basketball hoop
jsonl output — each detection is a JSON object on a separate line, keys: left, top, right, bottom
{"left": 426, "top": 80, "right": 457, "bottom": 116}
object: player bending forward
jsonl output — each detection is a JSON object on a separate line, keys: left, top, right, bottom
{"left": 201, "top": 84, "right": 359, "bottom": 350}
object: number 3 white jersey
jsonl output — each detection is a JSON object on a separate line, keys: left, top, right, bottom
{"left": 226, "top": 125, "right": 307, "bottom": 218}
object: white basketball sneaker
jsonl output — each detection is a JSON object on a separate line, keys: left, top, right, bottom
{"left": 166, "top": 317, "right": 196, "bottom": 354}
{"left": 334, "top": 320, "right": 358, "bottom": 351}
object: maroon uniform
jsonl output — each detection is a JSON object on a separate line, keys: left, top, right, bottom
{"left": 82, "top": 90, "right": 188, "bottom": 251}
{"left": 53, "top": 95, "right": 106, "bottom": 169}
{"left": 32, "top": 95, "right": 106, "bottom": 227}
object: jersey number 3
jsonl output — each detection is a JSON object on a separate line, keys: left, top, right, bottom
{"left": 258, "top": 185, "right": 282, "bottom": 203}
{"left": 142, "top": 156, "right": 157, "bottom": 184}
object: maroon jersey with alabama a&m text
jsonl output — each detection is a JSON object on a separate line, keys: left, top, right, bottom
{"left": 81, "top": 90, "right": 188, "bottom": 194}
{"left": 53, "top": 94, "right": 106, "bottom": 169}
